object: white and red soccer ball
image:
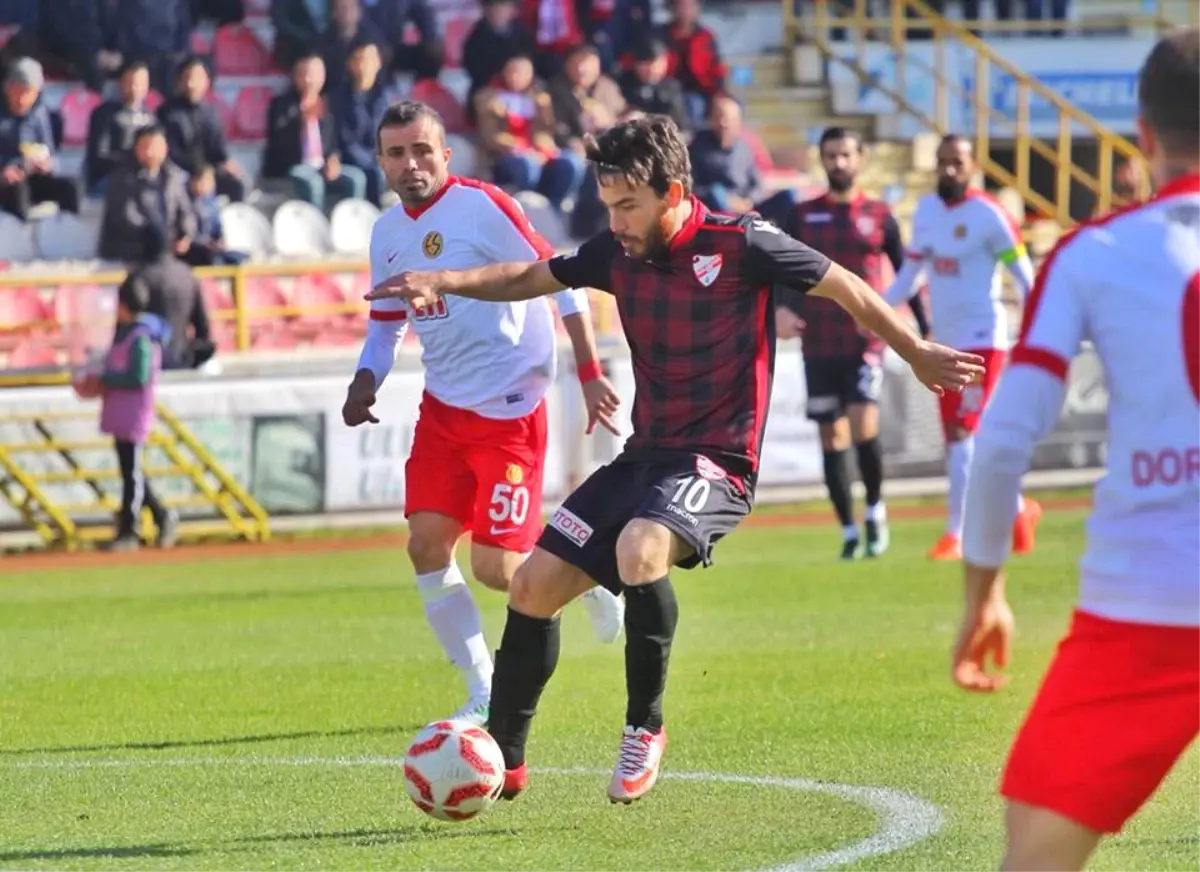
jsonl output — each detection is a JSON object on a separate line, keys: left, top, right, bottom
{"left": 402, "top": 719, "right": 506, "bottom": 822}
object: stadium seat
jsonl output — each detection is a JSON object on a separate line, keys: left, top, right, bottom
{"left": 33, "top": 212, "right": 98, "bottom": 261}
{"left": 233, "top": 84, "right": 272, "bottom": 140}
{"left": 445, "top": 134, "right": 478, "bottom": 177}
{"left": 200, "top": 278, "right": 233, "bottom": 313}
{"left": 0, "top": 212, "right": 37, "bottom": 263}
{"left": 145, "top": 89, "right": 165, "bottom": 112}
{"left": 213, "top": 24, "right": 273, "bottom": 77}
{"left": 272, "top": 200, "right": 332, "bottom": 257}
{"left": 410, "top": 80, "right": 468, "bottom": 134}
{"left": 514, "top": 191, "right": 571, "bottom": 250}
{"left": 220, "top": 203, "right": 275, "bottom": 257}
{"left": 741, "top": 128, "right": 776, "bottom": 173}
{"left": 0, "top": 287, "right": 53, "bottom": 349}
{"left": 205, "top": 89, "right": 237, "bottom": 142}
{"left": 59, "top": 88, "right": 103, "bottom": 147}
{"left": 7, "top": 341, "right": 61, "bottom": 369}
{"left": 250, "top": 329, "right": 301, "bottom": 351}
{"left": 330, "top": 198, "right": 380, "bottom": 255}
{"left": 190, "top": 28, "right": 214, "bottom": 56}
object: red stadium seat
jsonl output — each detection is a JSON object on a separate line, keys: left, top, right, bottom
{"left": 241, "top": 277, "right": 292, "bottom": 322}
{"left": 205, "top": 89, "right": 236, "bottom": 139}
{"left": 233, "top": 84, "right": 272, "bottom": 140}
{"left": 200, "top": 278, "right": 233, "bottom": 313}
{"left": 213, "top": 24, "right": 273, "bottom": 77}
{"left": 59, "top": 88, "right": 103, "bottom": 147}
{"left": 191, "top": 29, "right": 213, "bottom": 56}
{"left": 251, "top": 329, "right": 301, "bottom": 351}
{"left": 441, "top": 14, "right": 475, "bottom": 69}
{"left": 0, "top": 287, "right": 51, "bottom": 331}
{"left": 145, "top": 89, "right": 165, "bottom": 112}
{"left": 740, "top": 128, "right": 776, "bottom": 173}
{"left": 410, "top": 80, "right": 469, "bottom": 134}
{"left": 7, "top": 341, "right": 61, "bottom": 369}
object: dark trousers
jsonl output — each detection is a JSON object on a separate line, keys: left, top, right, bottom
{"left": 115, "top": 440, "right": 167, "bottom": 538}
{"left": 0, "top": 173, "right": 80, "bottom": 220}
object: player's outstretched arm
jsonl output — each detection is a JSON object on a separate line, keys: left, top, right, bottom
{"left": 365, "top": 260, "right": 566, "bottom": 307}
{"left": 812, "top": 262, "right": 985, "bottom": 395}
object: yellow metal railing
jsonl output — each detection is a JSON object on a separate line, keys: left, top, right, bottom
{"left": 783, "top": 0, "right": 1171, "bottom": 223}
{"left": 0, "top": 400, "right": 270, "bottom": 550}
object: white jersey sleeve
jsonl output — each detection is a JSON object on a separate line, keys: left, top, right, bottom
{"left": 473, "top": 187, "right": 590, "bottom": 318}
{"left": 963, "top": 233, "right": 1085, "bottom": 567}
{"left": 884, "top": 198, "right": 929, "bottom": 306}
{"left": 978, "top": 197, "right": 1035, "bottom": 297}
{"left": 357, "top": 220, "right": 409, "bottom": 387}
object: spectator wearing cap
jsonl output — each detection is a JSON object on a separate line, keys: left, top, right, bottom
{"left": 661, "top": 0, "right": 725, "bottom": 128}
{"left": 329, "top": 40, "right": 389, "bottom": 205}
{"left": 617, "top": 36, "right": 688, "bottom": 132}
{"left": 85, "top": 59, "right": 157, "bottom": 197}
{"left": 99, "top": 123, "right": 195, "bottom": 262}
{"left": 0, "top": 58, "right": 80, "bottom": 220}
{"left": 157, "top": 56, "right": 248, "bottom": 203}
{"left": 462, "top": 0, "right": 532, "bottom": 123}
{"left": 319, "top": 0, "right": 388, "bottom": 96}
{"left": 104, "top": 0, "right": 192, "bottom": 96}
{"left": 263, "top": 52, "right": 368, "bottom": 211}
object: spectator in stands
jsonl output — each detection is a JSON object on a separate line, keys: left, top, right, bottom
{"left": 617, "top": 35, "right": 688, "bottom": 132}
{"left": 689, "top": 93, "right": 796, "bottom": 226}
{"left": 190, "top": 0, "right": 246, "bottom": 27}
{"left": 581, "top": 0, "right": 652, "bottom": 74}
{"left": 475, "top": 53, "right": 579, "bottom": 211}
{"left": 104, "top": 0, "right": 193, "bottom": 96}
{"left": 320, "top": 0, "right": 387, "bottom": 95}
{"left": 184, "top": 164, "right": 248, "bottom": 265}
{"left": 362, "top": 0, "right": 443, "bottom": 81}
{"left": 126, "top": 222, "right": 215, "bottom": 370}
{"left": 462, "top": 0, "right": 532, "bottom": 123}
{"left": 662, "top": 0, "right": 725, "bottom": 128}
{"left": 263, "top": 52, "right": 367, "bottom": 211}
{"left": 157, "top": 56, "right": 248, "bottom": 202}
{"left": 521, "top": 0, "right": 586, "bottom": 80}
{"left": 271, "top": 0, "right": 327, "bottom": 71}
{"left": 330, "top": 40, "right": 388, "bottom": 205}
{"left": 548, "top": 42, "right": 625, "bottom": 150}
{"left": 0, "top": 58, "right": 80, "bottom": 220}
{"left": 1, "top": 0, "right": 110, "bottom": 92}
{"left": 94, "top": 268, "right": 179, "bottom": 552}
{"left": 85, "top": 59, "right": 157, "bottom": 197}
{"left": 99, "top": 123, "right": 195, "bottom": 261}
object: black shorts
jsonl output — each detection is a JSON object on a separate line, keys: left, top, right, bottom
{"left": 537, "top": 452, "right": 753, "bottom": 595}
{"left": 803, "top": 354, "right": 883, "bottom": 423}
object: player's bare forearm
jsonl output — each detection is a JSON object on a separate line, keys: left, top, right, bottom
{"left": 814, "top": 263, "right": 923, "bottom": 360}
{"left": 561, "top": 310, "right": 601, "bottom": 369}
{"left": 438, "top": 260, "right": 566, "bottom": 302}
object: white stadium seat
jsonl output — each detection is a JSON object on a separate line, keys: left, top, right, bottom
{"left": 272, "top": 200, "right": 333, "bottom": 258}
{"left": 330, "top": 198, "right": 381, "bottom": 256}
{"left": 220, "top": 202, "right": 276, "bottom": 258}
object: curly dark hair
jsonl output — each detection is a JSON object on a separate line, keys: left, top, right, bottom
{"left": 1139, "top": 26, "right": 1199, "bottom": 157}
{"left": 583, "top": 114, "right": 693, "bottom": 197}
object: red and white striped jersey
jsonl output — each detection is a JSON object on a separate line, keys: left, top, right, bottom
{"left": 357, "top": 176, "right": 589, "bottom": 419}
{"left": 886, "top": 191, "right": 1034, "bottom": 351}
{"left": 963, "top": 173, "right": 1200, "bottom": 627}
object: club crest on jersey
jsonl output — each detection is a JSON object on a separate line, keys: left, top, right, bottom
{"left": 692, "top": 253, "right": 723, "bottom": 287}
{"left": 856, "top": 216, "right": 876, "bottom": 236}
{"left": 954, "top": 224, "right": 967, "bottom": 239}
{"left": 505, "top": 463, "right": 524, "bottom": 485}
{"left": 422, "top": 230, "right": 443, "bottom": 258}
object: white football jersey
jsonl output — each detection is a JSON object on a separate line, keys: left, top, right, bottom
{"left": 963, "top": 174, "right": 1200, "bottom": 627}
{"left": 886, "top": 191, "right": 1034, "bottom": 351}
{"left": 357, "top": 176, "right": 588, "bottom": 419}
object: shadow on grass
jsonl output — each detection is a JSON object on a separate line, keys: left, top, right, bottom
{"left": 0, "top": 843, "right": 198, "bottom": 862}
{"left": 0, "top": 723, "right": 425, "bottom": 757}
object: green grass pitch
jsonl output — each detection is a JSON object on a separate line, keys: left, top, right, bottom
{"left": 2, "top": 510, "right": 1196, "bottom": 871}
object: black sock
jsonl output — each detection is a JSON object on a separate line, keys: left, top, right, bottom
{"left": 822, "top": 448, "right": 855, "bottom": 528}
{"left": 855, "top": 437, "right": 884, "bottom": 509}
{"left": 488, "top": 607, "right": 560, "bottom": 769}
{"left": 623, "top": 577, "right": 679, "bottom": 733}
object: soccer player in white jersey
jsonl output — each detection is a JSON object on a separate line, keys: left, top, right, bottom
{"left": 341, "top": 101, "right": 626, "bottom": 727}
{"left": 954, "top": 27, "right": 1199, "bottom": 870}
{"left": 884, "top": 135, "right": 1042, "bottom": 561}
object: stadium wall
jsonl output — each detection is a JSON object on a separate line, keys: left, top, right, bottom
{"left": 0, "top": 340, "right": 1106, "bottom": 540}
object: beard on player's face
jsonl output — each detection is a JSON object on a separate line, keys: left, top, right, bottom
{"left": 825, "top": 169, "right": 855, "bottom": 193}
{"left": 937, "top": 175, "right": 968, "bottom": 201}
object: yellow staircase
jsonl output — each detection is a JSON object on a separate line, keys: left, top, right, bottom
{"left": 0, "top": 399, "right": 270, "bottom": 551}
{"left": 781, "top": 0, "right": 1161, "bottom": 226}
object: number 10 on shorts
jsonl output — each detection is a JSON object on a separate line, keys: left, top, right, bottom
{"left": 670, "top": 477, "right": 712, "bottom": 513}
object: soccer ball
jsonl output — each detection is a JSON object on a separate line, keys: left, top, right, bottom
{"left": 402, "top": 719, "right": 506, "bottom": 821}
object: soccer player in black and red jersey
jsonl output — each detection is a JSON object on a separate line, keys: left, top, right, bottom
{"left": 366, "top": 115, "right": 984, "bottom": 806}
{"left": 777, "top": 127, "right": 931, "bottom": 561}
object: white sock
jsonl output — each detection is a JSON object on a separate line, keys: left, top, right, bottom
{"left": 865, "top": 501, "right": 887, "bottom": 523}
{"left": 842, "top": 524, "right": 860, "bottom": 542}
{"left": 946, "top": 437, "right": 974, "bottom": 539}
{"left": 1016, "top": 493, "right": 1026, "bottom": 513}
{"left": 415, "top": 564, "right": 493, "bottom": 701}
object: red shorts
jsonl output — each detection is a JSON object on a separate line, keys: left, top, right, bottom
{"left": 1001, "top": 609, "right": 1200, "bottom": 834}
{"left": 405, "top": 391, "right": 547, "bottom": 553}
{"left": 938, "top": 347, "right": 1006, "bottom": 436}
